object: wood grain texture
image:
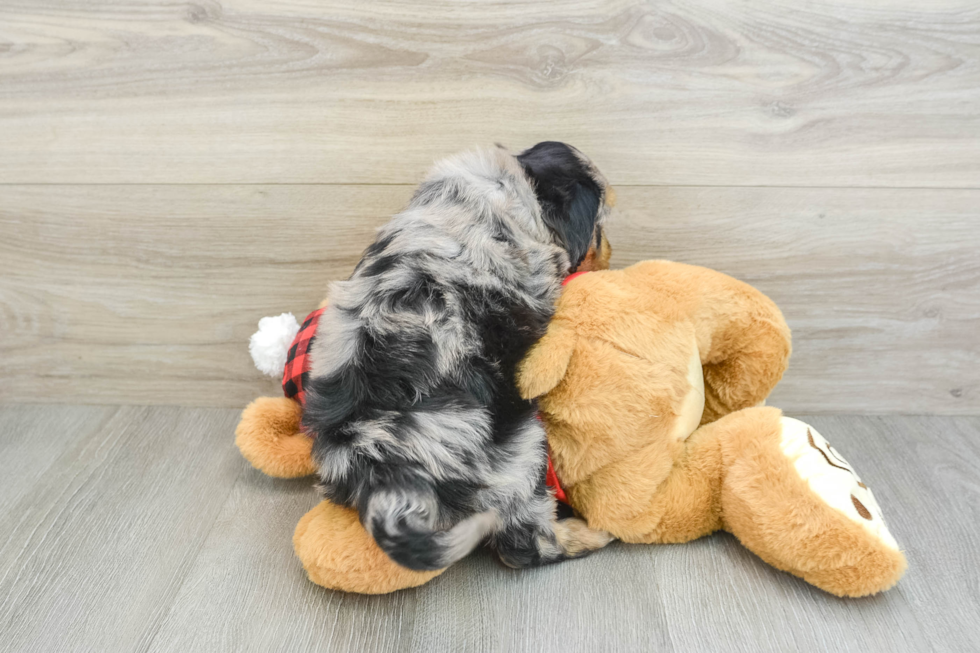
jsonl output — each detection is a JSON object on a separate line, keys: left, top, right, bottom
{"left": 2, "top": 184, "right": 977, "bottom": 413}
{"left": 144, "top": 414, "right": 980, "bottom": 653}
{"left": 614, "top": 186, "right": 980, "bottom": 414}
{"left": 0, "top": 404, "right": 114, "bottom": 508}
{"left": 0, "top": 406, "right": 244, "bottom": 653}
{"left": 0, "top": 184, "right": 392, "bottom": 407}
{"left": 1, "top": 1, "right": 979, "bottom": 185}
{"left": 2, "top": 407, "right": 975, "bottom": 652}
{"left": 146, "top": 470, "right": 424, "bottom": 653}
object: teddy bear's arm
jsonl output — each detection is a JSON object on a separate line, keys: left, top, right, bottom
{"left": 689, "top": 271, "right": 793, "bottom": 422}
{"left": 624, "top": 261, "right": 792, "bottom": 422}
{"left": 517, "top": 320, "right": 578, "bottom": 399}
{"left": 235, "top": 396, "right": 317, "bottom": 478}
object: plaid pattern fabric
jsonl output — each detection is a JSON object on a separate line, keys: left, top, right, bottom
{"left": 282, "top": 307, "right": 326, "bottom": 406}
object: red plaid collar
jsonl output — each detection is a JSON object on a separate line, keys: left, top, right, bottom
{"left": 282, "top": 307, "right": 326, "bottom": 406}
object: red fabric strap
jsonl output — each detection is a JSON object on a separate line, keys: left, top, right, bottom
{"left": 562, "top": 271, "right": 590, "bottom": 286}
{"left": 543, "top": 270, "right": 589, "bottom": 503}
{"left": 282, "top": 307, "right": 326, "bottom": 406}
{"left": 545, "top": 452, "right": 568, "bottom": 503}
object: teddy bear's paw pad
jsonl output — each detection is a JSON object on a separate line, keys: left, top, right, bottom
{"left": 778, "top": 417, "right": 899, "bottom": 551}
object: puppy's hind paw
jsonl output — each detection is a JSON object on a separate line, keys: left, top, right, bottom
{"left": 554, "top": 517, "right": 615, "bottom": 558}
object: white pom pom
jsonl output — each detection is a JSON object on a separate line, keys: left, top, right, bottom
{"left": 249, "top": 313, "right": 301, "bottom": 378}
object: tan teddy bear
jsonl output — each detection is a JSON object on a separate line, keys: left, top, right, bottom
{"left": 236, "top": 260, "right": 906, "bottom": 597}
{"left": 518, "top": 261, "right": 905, "bottom": 597}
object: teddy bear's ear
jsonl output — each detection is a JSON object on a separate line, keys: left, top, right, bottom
{"left": 517, "top": 321, "right": 577, "bottom": 399}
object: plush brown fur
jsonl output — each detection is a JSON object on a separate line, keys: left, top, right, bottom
{"left": 521, "top": 261, "right": 905, "bottom": 597}
{"left": 234, "top": 260, "right": 906, "bottom": 597}
{"left": 522, "top": 261, "right": 793, "bottom": 533}
{"left": 701, "top": 408, "right": 907, "bottom": 597}
{"left": 294, "top": 500, "right": 443, "bottom": 594}
{"left": 236, "top": 397, "right": 316, "bottom": 479}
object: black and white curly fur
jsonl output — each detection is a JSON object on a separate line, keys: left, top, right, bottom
{"left": 304, "top": 142, "right": 613, "bottom": 571}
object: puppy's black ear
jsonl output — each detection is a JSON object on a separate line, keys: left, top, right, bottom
{"left": 562, "top": 181, "right": 601, "bottom": 267}
{"left": 517, "top": 141, "right": 601, "bottom": 270}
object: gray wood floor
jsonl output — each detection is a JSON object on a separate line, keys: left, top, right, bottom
{"left": 0, "top": 405, "right": 977, "bottom": 653}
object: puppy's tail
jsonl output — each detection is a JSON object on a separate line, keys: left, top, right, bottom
{"left": 364, "top": 487, "right": 498, "bottom": 572}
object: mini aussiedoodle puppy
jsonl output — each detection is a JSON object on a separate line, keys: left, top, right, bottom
{"left": 303, "top": 142, "right": 615, "bottom": 571}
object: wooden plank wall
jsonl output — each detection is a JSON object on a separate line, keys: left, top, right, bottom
{"left": 1, "top": 1, "right": 978, "bottom": 413}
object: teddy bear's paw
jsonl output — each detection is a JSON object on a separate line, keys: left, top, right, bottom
{"left": 235, "top": 396, "right": 316, "bottom": 478}
{"left": 294, "top": 500, "right": 443, "bottom": 594}
{"left": 778, "top": 417, "right": 899, "bottom": 551}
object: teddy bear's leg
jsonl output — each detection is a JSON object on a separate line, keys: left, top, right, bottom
{"left": 293, "top": 500, "right": 445, "bottom": 594}
{"left": 601, "top": 406, "right": 906, "bottom": 596}
{"left": 565, "top": 421, "right": 723, "bottom": 545}
{"left": 712, "top": 406, "right": 907, "bottom": 597}
{"left": 575, "top": 421, "right": 724, "bottom": 545}
{"left": 235, "top": 396, "right": 317, "bottom": 478}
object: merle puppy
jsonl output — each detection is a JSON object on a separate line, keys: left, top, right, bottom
{"left": 304, "top": 142, "right": 614, "bottom": 571}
